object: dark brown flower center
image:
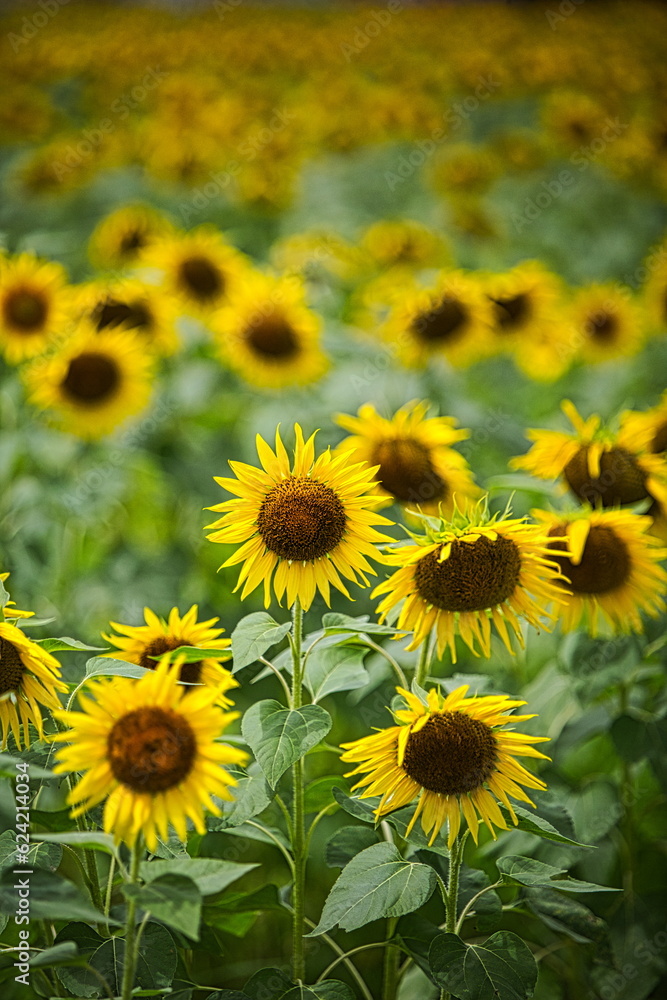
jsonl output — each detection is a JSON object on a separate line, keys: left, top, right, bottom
{"left": 563, "top": 446, "right": 649, "bottom": 506}
{"left": 139, "top": 637, "right": 203, "bottom": 686}
{"left": 371, "top": 438, "right": 447, "bottom": 505}
{"left": 651, "top": 420, "right": 667, "bottom": 454}
{"left": 412, "top": 297, "right": 468, "bottom": 344}
{"left": 0, "top": 637, "right": 25, "bottom": 695}
{"left": 548, "top": 524, "right": 631, "bottom": 594}
{"left": 93, "top": 298, "right": 152, "bottom": 332}
{"left": 492, "top": 293, "right": 530, "bottom": 331}
{"left": 257, "top": 475, "right": 347, "bottom": 561}
{"left": 62, "top": 352, "right": 121, "bottom": 405}
{"left": 119, "top": 229, "right": 147, "bottom": 255}
{"left": 585, "top": 310, "right": 617, "bottom": 343}
{"left": 414, "top": 535, "right": 522, "bottom": 612}
{"left": 3, "top": 288, "right": 48, "bottom": 333}
{"left": 402, "top": 711, "right": 497, "bottom": 795}
{"left": 178, "top": 256, "right": 223, "bottom": 301}
{"left": 107, "top": 706, "right": 196, "bottom": 793}
{"left": 246, "top": 314, "right": 299, "bottom": 360}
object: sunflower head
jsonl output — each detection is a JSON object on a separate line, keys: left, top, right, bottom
{"left": 568, "top": 284, "right": 644, "bottom": 363}
{"left": 73, "top": 277, "right": 179, "bottom": 356}
{"left": 0, "top": 254, "right": 70, "bottom": 364}
{"left": 341, "top": 684, "right": 550, "bottom": 847}
{"left": 88, "top": 204, "right": 174, "bottom": 271}
{"left": 0, "top": 620, "right": 67, "bottom": 749}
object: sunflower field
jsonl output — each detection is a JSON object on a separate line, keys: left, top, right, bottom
{"left": 1, "top": 1, "right": 667, "bottom": 998}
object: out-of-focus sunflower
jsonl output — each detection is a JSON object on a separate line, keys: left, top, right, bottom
{"left": 621, "top": 393, "right": 667, "bottom": 456}
{"left": 142, "top": 227, "right": 252, "bottom": 317}
{"left": 429, "top": 143, "right": 501, "bottom": 198}
{"left": 341, "top": 684, "right": 549, "bottom": 847}
{"left": 541, "top": 90, "right": 610, "bottom": 153}
{"left": 269, "top": 230, "right": 361, "bottom": 282}
{"left": 567, "top": 283, "right": 644, "bottom": 363}
{"left": 511, "top": 400, "right": 667, "bottom": 513}
{"left": 206, "top": 425, "right": 393, "bottom": 611}
{"left": 53, "top": 659, "right": 247, "bottom": 852}
{"left": 0, "top": 254, "right": 70, "bottom": 363}
{"left": 103, "top": 605, "right": 236, "bottom": 698}
{"left": 335, "top": 401, "right": 479, "bottom": 516}
{"left": 358, "top": 220, "right": 452, "bottom": 274}
{"left": 484, "top": 261, "right": 564, "bottom": 347}
{"left": 88, "top": 204, "right": 174, "bottom": 271}
{"left": 211, "top": 272, "right": 328, "bottom": 389}
{"left": 373, "top": 501, "right": 567, "bottom": 662}
{"left": 381, "top": 270, "right": 494, "bottom": 368}
{"left": 72, "top": 277, "right": 179, "bottom": 355}
{"left": 533, "top": 507, "right": 667, "bottom": 635}
{"left": 643, "top": 253, "right": 667, "bottom": 333}
{"left": 23, "top": 321, "right": 155, "bottom": 440}
{"left": 0, "top": 620, "right": 67, "bottom": 750}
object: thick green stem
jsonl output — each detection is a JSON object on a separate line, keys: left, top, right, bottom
{"left": 414, "top": 633, "right": 433, "bottom": 688}
{"left": 439, "top": 832, "right": 468, "bottom": 1000}
{"left": 119, "top": 839, "right": 143, "bottom": 1000}
{"left": 382, "top": 916, "right": 399, "bottom": 1000}
{"left": 291, "top": 599, "right": 306, "bottom": 982}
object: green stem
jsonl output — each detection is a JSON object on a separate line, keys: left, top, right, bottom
{"left": 119, "top": 839, "right": 143, "bottom": 1000}
{"left": 440, "top": 831, "right": 469, "bottom": 1000}
{"left": 382, "top": 916, "right": 399, "bottom": 1000}
{"left": 363, "top": 638, "right": 408, "bottom": 688}
{"left": 290, "top": 599, "right": 306, "bottom": 982}
{"left": 414, "top": 633, "right": 433, "bottom": 688}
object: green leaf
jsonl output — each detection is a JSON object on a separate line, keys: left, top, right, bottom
{"left": 429, "top": 930, "right": 538, "bottom": 1000}
{"left": 144, "top": 644, "right": 231, "bottom": 663}
{"left": 0, "top": 578, "right": 10, "bottom": 610}
{"left": 610, "top": 713, "right": 663, "bottom": 764}
{"left": 123, "top": 873, "right": 202, "bottom": 940}
{"left": 0, "top": 752, "right": 57, "bottom": 780}
{"left": 244, "top": 967, "right": 293, "bottom": 999}
{"left": 231, "top": 613, "right": 292, "bottom": 672}
{"left": 29, "top": 941, "right": 80, "bottom": 968}
{"left": 0, "top": 831, "right": 62, "bottom": 872}
{"left": 0, "top": 868, "right": 118, "bottom": 924}
{"left": 204, "top": 992, "right": 252, "bottom": 1000}
{"left": 504, "top": 804, "right": 591, "bottom": 848}
{"left": 217, "top": 768, "right": 274, "bottom": 827}
{"left": 304, "top": 775, "right": 345, "bottom": 813}
{"left": 139, "top": 858, "right": 257, "bottom": 896}
{"left": 458, "top": 868, "right": 502, "bottom": 933}
{"left": 32, "top": 831, "right": 119, "bottom": 857}
{"left": 31, "top": 808, "right": 78, "bottom": 832}
{"left": 304, "top": 643, "right": 369, "bottom": 702}
{"left": 496, "top": 856, "right": 619, "bottom": 893}
{"left": 308, "top": 842, "right": 437, "bottom": 935}
{"left": 331, "top": 786, "right": 378, "bottom": 824}
{"left": 242, "top": 699, "right": 332, "bottom": 788}
{"left": 321, "top": 613, "right": 400, "bottom": 636}
{"left": 11, "top": 616, "right": 57, "bottom": 629}
{"left": 283, "top": 984, "right": 356, "bottom": 1000}
{"left": 36, "top": 637, "right": 108, "bottom": 653}
{"left": 386, "top": 805, "right": 450, "bottom": 858}
{"left": 72, "top": 922, "right": 177, "bottom": 997}
{"left": 525, "top": 888, "right": 609, "bottom": 945}
{"left": 325, "top": 826, "right": 379, "bottom": 868}
{"left": 85, "top": 655, "right": 148, "bottom": 679}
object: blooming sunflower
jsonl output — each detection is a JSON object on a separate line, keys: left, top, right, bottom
{"left": 621, "top": 393, "right": 667, "bottom": 457}
{"left": 211, "top": 272, "right": 328, "bottom": 389}
{"left": 532, "top": 507, "right": 667, "bottom": 635}
{"left": 72, "top": 277, "right": 179, "bottom": 356}
{"left": 0, "top": 621, "right": 67, "bottom": 750}
{"left": 373, "top": 501, "right": 567, "bottom": 662}
{"left": 142, "top": 226, "right": 251, "bottom": 317}
{"left": 335, "top": 401, "right": 479, "bottom": 516}
{"left": 103, "top": 605, "right": 236, "bottom": 700}
{"left": 510, "top": 400, "right": 667, "bottom": 514}
{"left": 23, "top": 320, "right": 155, "bottom": 440}
{"left": 567, "top": 283, "right": 644, "bottom": 363}
{"left": 381, "top": 270, "right": 494, "bottom": 369}
{"left": 484, "top": 261, "right": 564, "bottom": 347}
{"left": 341, "top": 685, "right": 549, "bottom": 847}
{"left": 52, "top": 659, "right": 247, "bottom": 852}
{"left": 358, "top": 219, "right": 452, "bottom": 274}
{"left": 0, "top": 254, "right": 70, "bottom": 364}
{"left": 88, "top": 203, "right": 174, "bottom": 272}
{"left": 206, "top": 425, "right": 393, "bottom": 611}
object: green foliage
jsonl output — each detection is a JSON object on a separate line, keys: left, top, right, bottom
{"left": 241, "top": 699, "right": 332, "bottom": 788}
{"left": 429, "top": 931, "right": 538, "bottom": 1000}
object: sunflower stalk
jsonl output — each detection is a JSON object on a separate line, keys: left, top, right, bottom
{"left": 439, "top": 831, "right": 469, "bottom": 1000}
{"left": 119, "top": 838, "right": 143, "bottom": 1000}
{"left": 414, "top": 632, "right": 433, "bottom": 688}
{"left": 382, "top": 916, "right": 400, "bottom": 1000}
{"left": 290, "top": 598, "right": 306, "bottom": 982}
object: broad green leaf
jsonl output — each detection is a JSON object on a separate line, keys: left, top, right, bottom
{"left": 32, "top": 831, "right": 118, "bottom": 857}
{"left": 143, "top": 644, "right": 231, "bottom": 663}
{"left": 429, "top": 930, "right": 538, "bottom": 1000}
{"left": 283, "top": 984, "right": 356, "bottom": 1000}
{"left": 242, "top": 699, "right": 332, "bottom": 788}
{"left": 496, "top": 856, "right": 619, "bottom": 893}
{"left": 525, "top": 888, "right": 609, "bottom": 945}
{"left": 331, "top": 786, "right": 378, "bottom": 824}
{"left": 139, "top": 858, "right": 257, "bottom": 896}
{"left": 321, "top": 612, "right": 400, "bottom": 636}
{"left": 204, "top": 884, "right": 284, "bottom": 932}
{"left": 503, "top": 804, "right": 591, "bottom": 848}
{"left": 11, "top": 616, "right": 57, "bottom": 629}
{"left": 231, "top": 613, "right": 292, "bottom": 672}
{"left": 123, "top": 874, "right": 202, "bottom": 940}
{"left": 218, "top": 769, "right": 274, "bottom": 827}
{"left": 304, "top": 776, "right": 345, "bottom": 814}
{"left": 85, "top": 656, "right": 147, "bottom": 679}
{"left": 0, "top": 831, "right": 62, "bottom": 873}
{"left": 0, "top": 868, "right": 118, "bottom": 924}
{"left": 458, "top": 868, "right": 502, "bottom": 933}
{"left": 308, "top": 842, "right": 437, "bottom": 935}
{"left": 304, "top": 643, "right": 369, "bottom": 701}
{"left": 29, "top": 941, "right": 80, "bottom": 968}
{"left": 396, "top": 912, "right": 442, "bottom": 983}
{"left": 31, "top": 808, "right": 77, "bottom": 832}
{"left": 204, "top": 992, "right": 252, "bottom": 1000}
{"left": 325, "top": 826, "right": 379, "bottom": 868}
{"left": 72, "top": 922, "right": 177, "bottom": 997}
{"left": 0, "top": 752, "right": 57, "bottom": 780}
{"left": 244, "top": 967, "right": 293, "bottom": 999}
{"left": 36, "top": 637, "right": 107, "bottom": 653}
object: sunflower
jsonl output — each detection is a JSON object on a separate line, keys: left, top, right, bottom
{"left": 72, "top": 277, "right": 179, "bottom": 356}
{"left": 541, "top": 90, "right": 610, "bottom": 153}
{"left": 206, "top": 425, "right": 393, "bottom": 611}
{"left": 52, "top": 659, "right": 247, "bottom": 852}
{"left": 643, "top": 253, "right": 667, "bottom": 333}
{"left": 0, "top": 254, "right": 70, "bottom": 364}
{"left": 381, "top": 270, "right": 494, "bottom": 369}
{"left": 142, "top": 227, "right": 251, "bottom": 317}
{"left": 532, "top": 507, "right": 667, "bottom": 635}
{"left": 341, "top": 684, "right": 549, "bottom": 847}
{"left": 335, "top": 401, "right": 479, "bottom": 516}
{"left": 88, "top": 204, "right": 174, "bottom": 272}
{"left": 0, "top": 621, "right": 67, "bottom": 750}
{"left": 484, "top": 261, "right": 564, "bottom": 347}
{"left": 621, "top": 394, "right": 667, "bottom": 456}
{"left": 103, "top": 606, "right": 236, "bottom": 700}
{"left": 373, "top": 501, "right": 567, "bottom": 662}
{"left": 429, "top": 143, "right": 501, "bottom": 198}
{"left": 567, "top": 283, "right": 644, "bottom": 363}
{"left": 0, "top": 573, "right": 34, "bottom": 622}
{"left": 510, "top": 400, "right": 667, "bottom": 513}
{"left": 269, "top": 230, "right": 361, "bottom": 282}
{"left": 358, "top": 220, "right": 452, "bottom": 274}
{"left": 211, "top": 272, "right": 328, "bottom": 389}
{"left": 23, "top": 320, "right": 155, "bottom": 440}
